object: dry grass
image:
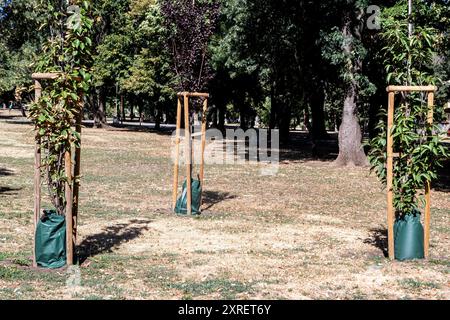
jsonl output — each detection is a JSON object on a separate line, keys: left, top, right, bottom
{"left": 0, "top": 110, "right": 449, "bottom": 300}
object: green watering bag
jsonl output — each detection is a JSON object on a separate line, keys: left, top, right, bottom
{"left": 394, "top": 211, "right": 424, "bottom": 261}
{"left": 175, "top": 179, "right": 202, "bottom": 215}
{"left": 35, "top": 210, "right": 67, "bottom": 268}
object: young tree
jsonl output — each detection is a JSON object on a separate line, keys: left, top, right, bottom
{"left": 368, "top": 1, "right": 449, "bottom": 217}
{"left": 161, "top": 0, "right": 220, "bottom": 93}
{"left": 29, "top": 0, "right": 94, "bottom": 215}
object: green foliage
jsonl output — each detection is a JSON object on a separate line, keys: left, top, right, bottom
{"left": 28, "top": 0, "right": 94, "bottom": 215}
{"left": 368, "top": 3, "right": 449, "bottom": 216}
{"left": 0, "top": 0, "right": 48, "bottom": 95}
{"left": 121, "top": 2, "right": 175, "bottom": 107}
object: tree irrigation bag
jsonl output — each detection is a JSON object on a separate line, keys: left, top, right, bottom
{"left": 394, "top": 211, "right": 424, "bottom": 261}
{"left": 175, "top": 179, "right": 202, "bottom": 215}
{"left": 35, "top": 210, "right": 67, "bottom": 268}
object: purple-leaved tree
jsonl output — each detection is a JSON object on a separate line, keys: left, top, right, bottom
{"left": 161, "top": 0, "right": 220, "bottom": 94}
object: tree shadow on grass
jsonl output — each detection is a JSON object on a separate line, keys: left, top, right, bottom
{"left": 364, "top": 228, "right": 388, "bottom": 258}
{"left": 279, "top": 131, "right": 339, "bottom": 163}
{"left": 77, "top": 219, "right": 152, "bottom": 264}
{"left": 0, "top": 186, "right": 22, "bottom": 195}
{"left": 0, "top": 167, "right": 15, "bottom": 176}
{"left": 433, "top": 159, "right": 450, "bottom": 192}
{"left": 0, "top": 168, "right": 20, "bottom": 195}
{"left": 202, "top": 191, "right": 237, "bottom": 211}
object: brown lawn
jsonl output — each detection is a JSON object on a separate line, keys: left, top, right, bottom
{"left": 0, "top": 110, "right": 449, "bottom": 300}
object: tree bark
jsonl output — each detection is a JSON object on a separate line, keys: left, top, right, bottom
{"left": 310, "top": 84, "right": 328, "bottom": 139}
{"left": 335, "top": 86, "right": 368, "bottom": 166}
{"left": 155, "top": 109, "right": 161, "bottom": 131}
{"left": 278, "top": 104, "right": 291, "bottom": 144}
{"left": 334, "top": 17, "right": 368, "bottom": 166}
{"left": 94, "top": 87, "right": 107, "bottom": 128}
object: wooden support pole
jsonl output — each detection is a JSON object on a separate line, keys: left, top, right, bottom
{"left": 387, "top": 85, "right": 437, "bottom": 93}
{"left": 33, "top": 80, "right": 42, "bottom": 268}
{"left": 387, "top": 92, "right": 395, "bottom": 260}
{"left": 72, "top": 104, "right": 83, "bottom": 251}
{"left": 199, "top": 98, "right": 208, "bottom": 207}
{"left": 65, "top": 150, "right": 74, "bottom": 266}
{"left": 32, "top": 73, "right": 60, "bottom": 80}
{"left": 172, "top": 97, "right": 182, "bottom": 209}
{"left": 177, "top": 92, "right": 210, "bottom": 98}
{"left": 424, "top": 92, "right": 434, "bottom": 259}
{"left": 184, "top": 95, "right": 192, "bottom": 215}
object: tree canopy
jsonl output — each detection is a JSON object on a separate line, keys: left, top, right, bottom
{"left": 1, "top": 0, "right": 449, "bottom": 164}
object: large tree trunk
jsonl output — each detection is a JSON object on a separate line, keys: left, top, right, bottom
{"left": 334, "top": 15, "right": 367, "bottom": 167}
{"left": 335, "top": 86, "right": 367, "bottom": 166}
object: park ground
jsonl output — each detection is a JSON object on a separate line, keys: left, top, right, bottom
{"left": 0, "top": 110, "right": 449, "bottom": 300}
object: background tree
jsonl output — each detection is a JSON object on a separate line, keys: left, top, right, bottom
{"left": 161, "top": 0, "right": 220, "bottom": 94}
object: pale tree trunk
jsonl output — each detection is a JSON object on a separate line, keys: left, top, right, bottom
{"left": 334, "top": 16, "right": 368, "bottom": 167}
{"left": 335, "top": 85, "right": 367, "bottom": 166}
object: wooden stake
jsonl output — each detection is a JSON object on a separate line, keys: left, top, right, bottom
{"left": 387, "top": 92, "right": 395, "bottom": 260}
{"left": 177, "top": 92, "right": 210, "bottom": 98}
{"left": 33, "top": 80, "right": 42, "bottom": 268}
{"left": 184, "top": 95, "right": 192, "bottom": 215}
{"left": 65, "top": 150, "right": 74, "bottom": 266}
{"left": 424, "top": 92, "right": 434, "bottom": 259}
{"left": 172, "top": 97, "right": 182, "bottom": 209}
{"left": 199, "top": 98, "right": 208, "bottom": 207}
{"left": 72, "top": 104, "right": 83, "bottom": 250}
{"left": 387, "top": 85, "right": 437, "bottom": 93}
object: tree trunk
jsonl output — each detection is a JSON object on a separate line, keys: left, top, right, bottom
{"left": 155, "top": 109, "right": 161, "bottom": 131}
{"left": 334, "top": 15, "right": 367, "bottom": 167}
{"left": 278, "top": 104, "right": 291, "bottom": 144}
{"left": 269, "top": 85, "right": 277, "bottom": 130}
{"left": 94, "top": 88, "right": 107, "bottom": 128}
{"left": 121, "top": 95, "right": 125, "bottom": 122}
{"left": 239, "top": 104, "right": 248, "bottom": 130}
{"left": 130, "top": 105, "right": 135, "bottom": 120}
{"left": 310, "top": 84, "right": 328, "bottom": 140}
{"left": 334, "top": 86, "right": 368, "bottom": 166}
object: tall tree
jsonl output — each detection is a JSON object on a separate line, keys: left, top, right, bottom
{"left": 322, "top": 0, "right": 376, "bottom": 166}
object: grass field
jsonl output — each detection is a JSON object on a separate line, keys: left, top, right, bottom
{"left": 0, "top": 110, "right": 449, "bottom": 300}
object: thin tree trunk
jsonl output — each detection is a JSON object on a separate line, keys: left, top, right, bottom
{"left": 155, "top": 108, "right": 161, "bottom": 130}
{"left": 94, "top": 87, "right": 107, "bottom": 128}
{"left": 121, "top": 95, "right": 125, "bottom": 122}
{"left": 269, "top": 84, "right": 277, "bottom": 130}
{"left": 218, "top": 103, "right": 225, "bottom": 132}
{"left": 278, "top": 104, "right": 291, "bottom": 144}
{"left": 310, "top": 84, "right": 328, "bottom": 139}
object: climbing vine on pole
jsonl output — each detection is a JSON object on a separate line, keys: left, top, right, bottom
{"left": 29, "top": 0, "right": 93, "bottom": 216}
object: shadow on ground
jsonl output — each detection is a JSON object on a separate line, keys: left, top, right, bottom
{"left": 0, "top": 167, "right": 15, "bottom": 176}
{"left": 434, "top": 158, "right": 450, "bottom": 192}
{"left": 77, "top": 219, "right": 152, "bottom": 264}
{"left": 0, "top": 168, "right": 20, "bottom": 195}
{"left": 0, "top": 186, "right": 22, "bottom": 195}
{"left": 202, "top": 191, "right": 237, "bottom": 211}
{"left": 279, "top": 131, "right": 339, "bottom": 162}
{"left": 364, "top": 228, "right": 389, "bottom": 258}
{"left": 0, "top": 112, "right": 17, "bottom": 120}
